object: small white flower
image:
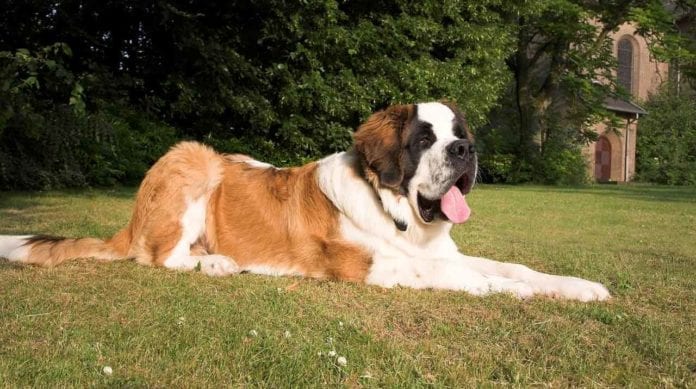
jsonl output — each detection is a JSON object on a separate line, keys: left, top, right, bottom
{"left": 177, "top": 316, "right": 185, "bottom": 326}
{"left": 276, "top": 287, "right": 283, "bottom": 293}
{"left": 102, "top": 366, "right": 113, "bottom": 375}
{"left": 327, "top": 350, "right": 337, "bottom": 357}
{"left": 284, "top": 330, "right": 291, "bottom": 338}
{"left": 337, "top": 356, "right": 347, "bottom": 367}
{"left": 249, "top": 329, "right": 258, "bottom": 337}
{"left": 338, "top": 321, "right": 344, "bottom": 327}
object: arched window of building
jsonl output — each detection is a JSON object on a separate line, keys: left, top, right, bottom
{"left": 617, "top": 38, "right": 634, "bottom": 94}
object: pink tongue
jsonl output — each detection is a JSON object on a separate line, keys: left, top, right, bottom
{"left": 440, "top": 186, "right": 471, "bottom": 223}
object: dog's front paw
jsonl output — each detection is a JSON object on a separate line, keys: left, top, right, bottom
{"left": 198, "top": 255, "right": 240, "bottom": 277}
{"left": 546, "top": 277, "right": 611, "bottom": 301}
{"left": 486, "top": 277, "right": 536, "bottom": 299}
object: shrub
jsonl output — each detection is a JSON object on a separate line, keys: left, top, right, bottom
{"left": 476, "top": 121, "right": 588, "bottom": 185}
{"left": 534, "top": 143, "right": 588, "bottom": 185}
{"left": 1, "top": 1, "right": 518, "bottom": 188}
{"left": 635, "top": 87, "right": 696, "bottom": 185}
{"left": 0, "top": 104, "right": 177, "bottom": 190}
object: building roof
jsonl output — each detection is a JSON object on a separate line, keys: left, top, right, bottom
{"left": 604, "top": 97, "right": 647, "bottom": 116}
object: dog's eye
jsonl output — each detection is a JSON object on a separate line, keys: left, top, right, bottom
{"left": 418, "top": 136, "right": 431, "bottom": 147}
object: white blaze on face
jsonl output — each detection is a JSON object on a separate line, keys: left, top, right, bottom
{"left": 407, "top": 103, "right": 459, "bottom": 200}
{"left": 416, "top": 103, "right": 456, "bottom": 140}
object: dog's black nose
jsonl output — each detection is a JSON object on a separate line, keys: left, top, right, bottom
{"left": 446, "top": 140, "right": 474, "bottom": 160}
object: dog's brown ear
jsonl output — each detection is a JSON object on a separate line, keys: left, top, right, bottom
{"left": 353, "top": 104, "right": 413, "bottom": 189}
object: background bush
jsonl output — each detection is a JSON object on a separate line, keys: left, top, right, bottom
{"left": 635, "top": 86, "right": 696, "bottom": 185}
{"left": 0, "top": 0, "right": 691, "bottom": 189}
{"left": 0, "top": 0, "right": 516, "bottom": 189}
{"left": 0, "top": 104, "right": 177, "bottom": 189}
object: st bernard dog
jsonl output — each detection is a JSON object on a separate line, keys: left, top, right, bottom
{"left": 0, "top": 102, "right": 610, "bottom": 301}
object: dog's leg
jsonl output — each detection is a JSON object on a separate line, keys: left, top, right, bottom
{"left": 365, "top": 255, "right": 535, "bottom": 298}
{"left": 455, "top": 254, "right": 610, "bottom": 301}
{"left": 150, "top": 197, "right": 239, "bottom": 277}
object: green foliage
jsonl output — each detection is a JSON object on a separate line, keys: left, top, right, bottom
{"left": 477, "top": 90, "right": 589, "bottom": 185}
{"left": 161, "top": 0, "right": 516, "bottom": 162}
{"left": 635, "top": 87, "right": 696, "bottom": 185}
{"left": 0, "top": 13, "right": 166, "bottom": 190}
{"left": 477, "top": 133, "right": 588, "bottom": 185}
{"left": 1, "top": 0, "right": 517, "bottom": 186}
{"left": 477, "top": 0, "right": 692, "bottom": 185}
{"left": 0, "top": 104, "right": 177, "bottom": 190}
{"left": 0, "top": 1, "right": 692, "bottom": 188}
{"left": 0, "top": 43, "right": 176, "bottom": 189}
{"left": 535, "top": 142, "right": 589, "bottom": 185}
{"left": 478, "top": 153, "right": 517, "bottom": 184}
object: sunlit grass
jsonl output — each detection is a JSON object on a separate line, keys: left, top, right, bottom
{"left": 1, "top": 184, "right": 695, "bottom": 386}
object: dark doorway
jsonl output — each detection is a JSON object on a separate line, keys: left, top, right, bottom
{"left": 595, "top": 136, "right": 612, "bottom": 181}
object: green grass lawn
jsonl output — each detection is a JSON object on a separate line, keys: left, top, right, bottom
{"left": 1, "top": 185, "right": 695, "bottom": 387}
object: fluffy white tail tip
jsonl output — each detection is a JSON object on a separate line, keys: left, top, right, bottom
{"left": 0, "top": 235, "right": 31, "bottom": 262}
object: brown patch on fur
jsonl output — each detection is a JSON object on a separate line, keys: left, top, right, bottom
{"left": 124, "top": 141, "right": 224, "bottom": 266}
{"left": 19, "top": 141, "right": 372, "bottom": 282}
{"left": 209, "top": 160, "right": 372, "bottom": 281}
{"left": 23, "top": 236, "right": 125, "bottom": 267}
{"left": 353, "top": 104, "right": 415, "bottom": 189}
{"left": 21, "top": 142, "right": 223, "bottom": 267}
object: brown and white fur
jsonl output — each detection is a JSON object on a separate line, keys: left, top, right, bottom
{"left": 0, "top": 102, "right": 610, "bottom": 301}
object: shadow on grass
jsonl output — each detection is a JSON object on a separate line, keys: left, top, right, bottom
{"left": 0, "top": 260, "right": 26, "bottom": 271}
{"left": 509, "top": 184, "right": 696, "bottom": 203}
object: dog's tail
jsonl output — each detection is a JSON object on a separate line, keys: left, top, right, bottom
{"left": 0, "top": 228, "right": 131, "bottom": 267}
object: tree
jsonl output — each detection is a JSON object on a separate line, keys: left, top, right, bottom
{"left": 675, "top": 1, "right": 696, "bottom": 92}
{"left": 477, "top": 0, "right": 695, "bottom": 184}
{"left": 1, "top": 0, "right": 520, "bottom": 189}
{"left": 635, "top": 85, "right": 696, "bottom": 184}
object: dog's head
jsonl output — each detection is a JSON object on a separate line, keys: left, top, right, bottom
{"left": 354, "top": 102, "right": 476, "bottom": 226}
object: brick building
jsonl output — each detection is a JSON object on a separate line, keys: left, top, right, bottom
{"left": 584, "top": 23, "right": 669, "bottom": 182}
